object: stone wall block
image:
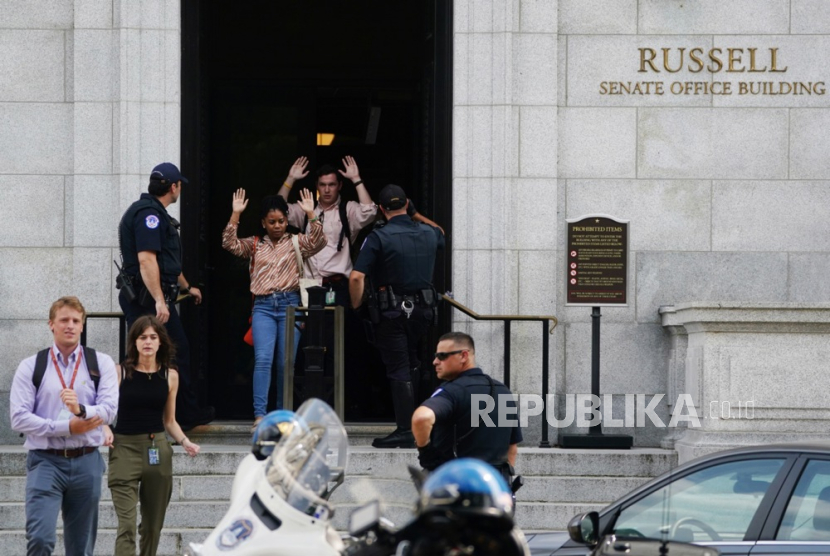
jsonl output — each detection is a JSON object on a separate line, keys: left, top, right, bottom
{"left": 118, "top": 174, "right": 144, "bottom": 215}
{"left": 564, "top": 322, "right": 669, "bottom": 395}
{"left": 74, "top": 102, "right": 113, "bottom": 175}
{"left": 455, "top": 106, "right": 519, "bottom": 178}
{"left": 163, "top": 102, "right": 181, "bottom": 163}
{"left": 713, "top": 181, "right": 830, "bottom": 252}
{"left": 141, "top": 0, "right": 165, "bottom": 29}
{"left": 465, "top": 34, "right": 497, "bottom": 105}
{"left": 74, "top": 0, "right": 113, "bottom": 29}
{"left": 791, "top": 109, "right": 830, "bottom": 179}
{"left": 792, "top": 0, "right": 830, "bottom": 33}
{"left": 139, "top": 102, "right": 165, "bottom": 173}
{"left": 514, "top": 178, "right": 557, "bottom": 250}
{"left": 638, "top": 108, "right": 788, "bottom": 179}
{"left": 0, "top": 248, "right": 109, "bottom": 319}
{"left": 638, "top": 0, "right": 789, "bottom": 35}
{"left": 0, "top": 30, "right": 65, "bottom": 102}
{"left": 636, "top": 252, "right": 789, "bottom": 323}
{"left": 454, "top": 0, "right": 504, "bottom": 33}
{"left": 164, "top": 30, "right": 181, "bottom": 102}
{"left": 559, "top": 108, "right": 636, "bottom": 178}
{"left": 454, "top": 33, "right": 470, "bottom": 106}
{"left": 0, "top": 176, "right": 65, "bottom": 247}
{"left": 0, "top": 103, "right": 72, "bottom": 174}
{"left": 0, "top": 321, "right": 54, "bottom": 391}
{"left": 114, "top": 0, "right": 142, "bottom": 29}
{"left": 452, "top": 178, "right": 470, "bottom": 250}
{"left": 712, "top": 37, "right": 830, "bottom": 108}
{"left": 140, "top": 30, "right": 165, "bottom": 102}
{"left": 67, "top": 175, "right": 118, "bottom": 247}
{"left": 566, "top": 179, "right": 711, "bottom": 251}
{"left": 566, "top": 36, "right": 714, "bottom": 108}
{"left": 789, "top": 254, "right": 830, "bottom": 302}
{"left": 520, "top": 0, "right": 556, "bottom": 33}
{"left": 559, "top": 0, "right": 637, "bottom": 35}
{"left": 519, "top": 106, "right": 557, "bottom": 178}
{"left": 0, "top": 0, "right": 73, "bottom": 29}
{"left": 120, "top": 29, "right": 142, "bottom": 102}
{"left": 466, "top": 178, "right": 493, "bottom": 249}
{"left": 519, "top": 250, "right": 557, "bottom": 317}
{"left": 514, "top": 33, "right": 557, "bottom": 106}
{"left": 73, "top": 30, "right": 115, "bottom": 102}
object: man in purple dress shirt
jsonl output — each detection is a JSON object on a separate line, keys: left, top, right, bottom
{"left": 10, "top": 296, "right": 118, "bottom": 556}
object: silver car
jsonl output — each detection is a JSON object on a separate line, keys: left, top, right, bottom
{"left": 527, "top": 443, "right": 830, "bottom": 556}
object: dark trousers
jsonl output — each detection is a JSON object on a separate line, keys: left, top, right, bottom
{"left": 374, "top": 306, "right": 430, "bottom": 383}
{"left": 119, "top": 291, "right": 202, "bottom": 423}
{"left": 25, "top": 449, "right": 104, "bottom": 556}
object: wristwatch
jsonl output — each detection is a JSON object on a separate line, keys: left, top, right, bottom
{"left": 74, "top": 404, "right": 86, "bottom": 419}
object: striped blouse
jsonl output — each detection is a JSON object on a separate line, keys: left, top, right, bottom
{"left": 221, "top": 221, "right": 325, "bottom": 296}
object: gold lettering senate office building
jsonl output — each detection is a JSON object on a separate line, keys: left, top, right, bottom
{"left": 1, "top": 1, "right": 829, "bottom": 461}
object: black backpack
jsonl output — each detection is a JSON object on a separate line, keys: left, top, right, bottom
{"left": 33, "top": 346, "right": 101, "bottom": 392}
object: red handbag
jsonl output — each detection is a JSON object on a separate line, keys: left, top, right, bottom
{"left": 243, "top": 237, "right": 259, "bottom": 346}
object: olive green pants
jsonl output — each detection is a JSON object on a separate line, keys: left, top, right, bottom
{"left": 108, "top": 433, "right": 173, "bottom": 556}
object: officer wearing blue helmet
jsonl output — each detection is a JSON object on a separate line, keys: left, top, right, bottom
{"left": 412, "top": 459, "right": 530, "bottom": 556}
{"left": 251, "top": 409, "right": 299, "bottom": 461}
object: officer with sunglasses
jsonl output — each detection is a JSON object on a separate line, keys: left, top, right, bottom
{"left": 412, "top": 331, "right": 523, "bottom": 486}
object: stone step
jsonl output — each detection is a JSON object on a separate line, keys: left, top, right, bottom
{"left": 184, "top": 421, "right": 396, "bottom": 446}
{"left": 516, "top": 502, "right": 608, "bottom": 531}
{"left": 0, "top": 529, "right": 213, "bottom": 556}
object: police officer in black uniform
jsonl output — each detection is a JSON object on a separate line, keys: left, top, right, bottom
{"left": 117, "top": 162, "right": 214, "bottom": 428}
{"left": 349, "top": 184, "right": 444, "bottom": 448}
{"left": 412, "top": 332, "right": 522, "bottom": 485}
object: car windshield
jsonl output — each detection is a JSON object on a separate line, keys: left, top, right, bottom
{"left": 612, "top": 458, "right": 785, "bottom": 542}
{"left": 263, "top": 398, "right": 349, "bottom": 520}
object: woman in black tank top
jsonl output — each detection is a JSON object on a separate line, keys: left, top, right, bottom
{"left": 104, "top": 316, "right": 201, "bottom": 556}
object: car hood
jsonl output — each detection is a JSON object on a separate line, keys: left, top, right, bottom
{"left": 526, "top": 531, "right": 572, "bottom": 555}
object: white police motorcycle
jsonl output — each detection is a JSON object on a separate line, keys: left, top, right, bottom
{"left": 184, "top": 398, "right": 348, "bottom": 556}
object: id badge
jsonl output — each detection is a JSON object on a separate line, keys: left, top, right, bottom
{"left": 148, "top": 447, "right": 160, "bottom": 465}
{"left": 57, "top": 408, "right": 73, "bottom": 421}
{"left": 325, "top": 289, "right": 336, "bottom": 305}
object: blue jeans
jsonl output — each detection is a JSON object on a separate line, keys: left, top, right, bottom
{"left": 252, "top": 291, "right": 301, "bottom": 417}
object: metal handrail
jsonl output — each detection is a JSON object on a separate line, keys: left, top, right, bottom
{"left": 441, "top": 294, "right": 558, "bottom": 448}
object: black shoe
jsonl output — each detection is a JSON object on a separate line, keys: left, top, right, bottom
{"left": 180, "top": 406, "right": 215, "bottom": 431}
{"left": 372, "top": 427, "right": 415, "bottom": 449}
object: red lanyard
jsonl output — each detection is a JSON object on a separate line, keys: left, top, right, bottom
{"left": 50, "top": 348, "right": 83, "bottom": 390}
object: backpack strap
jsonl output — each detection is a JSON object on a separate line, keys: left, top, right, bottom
{"left": 32, "top": 349, "right": 50, "bottom": 391}
{"left": 83, "top": 346, "right": 100, "bottom": 392}
{"left": 337, "top": 200, "right": 349, "bottom": 252}
{"left": 303, "top": 200, "right": 351, "bottom": 252}
{"left": 33, "top": 346, "right": 101, "bottom": 392}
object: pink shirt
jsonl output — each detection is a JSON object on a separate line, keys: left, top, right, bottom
{"left": 287, "top": 197, "right": 377, "bottom": 278}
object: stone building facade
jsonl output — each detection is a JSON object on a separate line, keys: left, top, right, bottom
{"left": 2, "top": 1, "right": 828, "bottom": 456}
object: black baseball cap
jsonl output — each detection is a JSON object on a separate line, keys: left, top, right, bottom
{"left": 150, "top": 162, "right": 189, "bottom": 184}
{"left": 379, "top": 184, "right": 407, "bottom": 210}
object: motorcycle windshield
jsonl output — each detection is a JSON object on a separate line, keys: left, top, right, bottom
{"left": 263, "top": 398, "right": 349, "bottom": 519}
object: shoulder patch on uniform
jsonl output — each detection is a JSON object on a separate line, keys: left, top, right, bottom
{"left": 430, "top": 387, "right": 444, "bottom": 398}
{"left": 145, "top": 214, "right": 160, "bottom": 229}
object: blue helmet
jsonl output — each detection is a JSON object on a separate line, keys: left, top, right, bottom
{"left": 251, "top": 410, "right": 298, "bottom": 461}
{"left": 412, "top": 460, "right": 527, "bottom": 556}
{"left": 419, "top": 459, "right": 514, "bottom": 520}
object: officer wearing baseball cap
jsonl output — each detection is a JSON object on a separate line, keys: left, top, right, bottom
{"left": 349, "top": 184, "right": 444, "bottom": 448}
{"left": 117, "top": 162, "right": 214, "bottom": 429}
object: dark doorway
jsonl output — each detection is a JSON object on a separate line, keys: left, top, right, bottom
{"left": 180, "top": 1, "right": 452, "bottom": 421}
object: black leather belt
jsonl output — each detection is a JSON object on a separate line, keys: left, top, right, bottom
{"left": 37, "top": 447, "right": 98, "bottom": 458}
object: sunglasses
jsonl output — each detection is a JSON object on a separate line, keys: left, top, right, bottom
{"left": 434, "top": 350, "right": 467, "bottom": 361}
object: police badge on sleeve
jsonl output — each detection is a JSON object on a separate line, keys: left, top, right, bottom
{"left": 145, "top": 215, "right": 160, "bottom": 229}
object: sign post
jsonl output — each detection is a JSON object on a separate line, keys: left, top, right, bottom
{"left": 560, "top": 214, "right": 633, "bottom": 449}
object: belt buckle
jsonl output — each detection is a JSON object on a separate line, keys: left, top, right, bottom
{"left": 63, "top": 448, "right": 70, "bottom": 458}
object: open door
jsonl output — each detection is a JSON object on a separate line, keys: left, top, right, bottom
{"left": 180, "top": 0, "right": 452, "bottom": 421}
